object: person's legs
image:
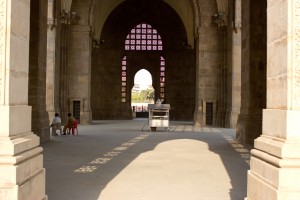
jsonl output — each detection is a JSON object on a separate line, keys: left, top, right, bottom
{"left": 55, "top": 123, "right": 62, "bottom": 136}
{"left": 52, "top": 124, "right": 60, "bottom": 136}
{"left": 63, "top": 125, "right": 67, "bottom": 135}
{"left": 51, "top": 127, "right": 55, "bottom": 136}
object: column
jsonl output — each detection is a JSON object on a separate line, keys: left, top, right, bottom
{"left": 194, "top": 25, "right": 220, "bottom": 126}
{"left": 236, "top": 0, "right": 266, "bottom": 145}
{"left": 59, "top": 23, "right": 71, "bottom": 124}
{"left": 28, "top": 0, "right": 50, "bottom": 143}
{"left": 246, "top": 0, "right": 300, "bottom": 199}
{"left": 194, "top": 31, "right": 204, "bottom": 126}
{"left": 229, "top": 0, "right": 241, "bottom": 128}
{"left": 46, "top": 0, "right": 57, "bottom": 122}
{"left": 208, "top": 11, "right": 228, "bottom": 128}
{"left": 0, "top": 0, "right": 47, "bottom": 199}
{"left": 68, "top": 25, "right": 92, "bottom": 124}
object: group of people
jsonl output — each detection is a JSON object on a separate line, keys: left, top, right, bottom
{"left": 50, "top": 113, "right": 77, "bottom": 136}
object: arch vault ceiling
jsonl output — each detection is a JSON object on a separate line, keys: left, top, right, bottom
{"left": 90, "top": 0, "right": 195, "bottom": 47}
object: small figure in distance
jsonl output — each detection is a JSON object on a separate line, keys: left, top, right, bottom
{"left": 50, "top": 113, "right": 62, "bottom": 136}
{"left": 63, "top": 113, "right": 77, "bottom": 135}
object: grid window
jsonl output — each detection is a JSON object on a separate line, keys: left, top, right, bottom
{"left": 159, "top": 56, "right": 166, "bottom": 101}
{"left": 122, "top": 24, "right": 166, "bottom": 103}
{"left": 124, "top": 23, "right": 163, "bottom": 51}
{"left": 121, "top": 56, "right": 127, "bottom": 102}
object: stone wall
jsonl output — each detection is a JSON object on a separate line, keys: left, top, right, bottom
{"left": 91, "top": 49, "right": 129, "bottom": 119}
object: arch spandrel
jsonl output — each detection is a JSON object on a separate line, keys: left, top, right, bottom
{"left": 91, "top": 0, "right": 124, "bottom": 39}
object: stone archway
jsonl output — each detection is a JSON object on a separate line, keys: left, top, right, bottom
{"left": 3, "top": 0, "right": 300, "bottom": 199}
{"left": 90, "top": 0, "right": 196, "bottom": 121}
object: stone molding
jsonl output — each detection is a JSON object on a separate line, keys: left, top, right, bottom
{"left": 293, "top": 0, "right": 300, "bottom": 108}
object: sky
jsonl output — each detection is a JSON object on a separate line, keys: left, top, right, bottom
{"left": 134, "top": 69, "right": 152, "bottom": 90}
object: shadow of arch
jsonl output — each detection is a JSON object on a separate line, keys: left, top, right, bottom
{"left": 44, "top": 120, "right": 249, "bottom": 200}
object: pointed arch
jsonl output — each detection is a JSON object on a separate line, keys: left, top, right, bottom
{"left": 121, "top": 23, "right": 166, "bottom": 103}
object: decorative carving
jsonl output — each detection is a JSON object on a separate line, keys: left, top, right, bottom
{"left": 212, "top": 12, "right": 226, "bottom": 27}
{"left": 0, "top": 0, "right": 6, "bottom": 104}
{"left": 233, "top": 0, "right": 242, "bottom": 33}
{"left": 47, "top": 0, "right": 56, "bottom": 30}
{"left": 47, "top": 18, "right": 56, "bottom": 30}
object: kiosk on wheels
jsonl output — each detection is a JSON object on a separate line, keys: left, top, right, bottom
{"left": 148, "top": 104, "right": 170, "bottom": 131}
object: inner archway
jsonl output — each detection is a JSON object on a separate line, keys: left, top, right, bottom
{"left": 131, "top": 69, "right": 154, "bottom": 118}
{"left": 91, "top": 0, "right": 195, "bottom": 120}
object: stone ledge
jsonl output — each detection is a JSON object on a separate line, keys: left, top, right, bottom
{"left": 250, "top": 155, "right": 300, "bottom": 188}
{"left": 0, "top": 133, "right": 40, "bottom": 156}
{"left": 255, "top": 135, "right": 300, "bottom": 158}
{"left": 0, "top": 146, "right": 43, "bottom": 164}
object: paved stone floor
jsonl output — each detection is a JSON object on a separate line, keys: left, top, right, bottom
{"left": 43, "top": 119, "right": 251, "bottom": 200}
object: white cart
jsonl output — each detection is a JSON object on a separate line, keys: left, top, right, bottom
{"left": 148, "top": 104, "right": 170, "bottom": 131}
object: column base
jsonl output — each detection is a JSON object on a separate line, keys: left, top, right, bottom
{"left": 215, "top": 107, "right": 226, "bottom": 127}
{"left": 31, "top": 110, "right": 50, "bottom": 143}
{"left": 81, "top": 110, "right": 92, "bottom": 124}
{"left": 0, "top": 134, "right": 47, "bottom": 200}
{"left": 228, "top": 109, "right": 239, "bottom": 128}
{"left": 246, "top": 135, "right": 300, "bottom": 200}
{"left": 193, "top": 108, "right": 203, "bottom": 127}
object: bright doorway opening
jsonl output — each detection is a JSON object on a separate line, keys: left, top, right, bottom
{"left": 131, "top": 69, "right": 154, "bottom": 117}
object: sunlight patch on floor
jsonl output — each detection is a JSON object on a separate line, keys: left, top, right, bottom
{"left": 98, "top": 139, "right": 232, "bottom": 200}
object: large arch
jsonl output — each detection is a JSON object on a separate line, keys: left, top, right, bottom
{"left": 89, "top": 0, "right": 196, "bottom": 48}
{"left": 90, "top": 0, "right": 196, "bottom": 120}
{"left": 2, "top": 0, "right": 300, "bottom": 199}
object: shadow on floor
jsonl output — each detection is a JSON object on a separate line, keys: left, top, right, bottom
{"left": 43, "top": 120, "right": 250, "bottom": 200}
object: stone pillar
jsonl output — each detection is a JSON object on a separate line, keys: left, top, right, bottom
{"left": 68, "top": 25, "right": 92, "bottom": 124}
{"left": 59, "top": 23, "right": 71, "bottom": 123}
{"left": 0, "top": 0, "right": 47, "bottom": 199}
{"left": 28, "top": 0, "right": 50, "bottom": 143}
{"left": 215, "top": 24, "right": 227, "bottom": 127}
{"left": 229, "top": 30, "right": 241, "bottom": 128}
{"left": 208, "top": 11, "right": 228, "bottom": 128}
{"left": 236, "top": 0, "right": 266, "bottom": 145}
{"left": 246, "top": 1, "right": 300, "bottom": 199}
{"left": 229, "top": 0, "right": 241, "bottom": 128}
{"left": 194, "top": 31, "right": 204, "bottom": 126}
{"left": 194, "top": 25, "right": 219, "bottom": 126}
{"left": 46, "top": 0, "right": 57, "bottom": 121}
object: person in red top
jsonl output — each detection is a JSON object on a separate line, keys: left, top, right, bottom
{"left": 63, "top": 113, "right": 77, "bottom": 135}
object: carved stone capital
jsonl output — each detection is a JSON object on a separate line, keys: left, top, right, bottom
{"left": 47, "top": 18, "right": 56, "bottom": 30}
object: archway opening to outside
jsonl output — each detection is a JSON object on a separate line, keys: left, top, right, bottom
{"left": 131, "top": 69, "right": 154, "bottom": 118}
